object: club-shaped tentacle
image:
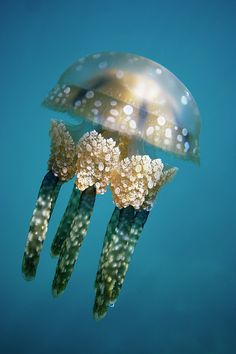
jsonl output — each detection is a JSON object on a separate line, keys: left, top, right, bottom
{"left": 107, "top": 209, "right": 151, "bottom": 305}
{"left": 22, "top": 121, "right": 77, "bottom": 279}
{"left": 93, "top": 208, "right": 148, "bottom": 319}
{"left": 22, "top": 171, "right": 62, "bottom": 280}
{"left": 52, "top": 185, "right": 96, "bottom": 296}
{"left": 93, "top": 156, "right": 177, "bottom": 319}
{"left": 51, "top": 185, "right": 81, "bottom": 257}
{"left": 94, "top": 207, "right": 121, "bottom": 291}
{"left": 93, "top": 207, "right": 122, "bottom": 318}
{"left": 93, "top": 206, "right": 135, "bottom": 320}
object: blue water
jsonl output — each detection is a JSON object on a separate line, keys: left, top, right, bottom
{"left": 1, "top": 1, "right": 236, "bottom": 353}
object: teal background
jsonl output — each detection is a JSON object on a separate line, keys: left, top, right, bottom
{"left": 1, "top": 0, "right": 236, "bottom": 353}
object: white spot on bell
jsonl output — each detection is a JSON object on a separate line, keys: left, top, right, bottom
{"left": 123, "top": 105, "right": 133, "bottom": 115}
{"left": 181, "top": 95, "right": 188, "bottom": 105}
{"left": 177, "top": 134, "right": 183, "bottom": 142}
{"left": 98, "top": 61, "right": 108, "bottom": 69}
{"left": 165, "top": 128, "right": 172, "bottom": 138}
{"left": 182, "top": 128, "right": 188, "bottom": 136}
{"left": 129, "top": 120, "right": 137, "bottom": 129}
{"left": 86, "top": 91, "right": 94, "bottom": 99}
{"left": 75, "top": 100, "right": 81, "bottom": 107}
{"left": 184, "top": 141, "right": 190, "bottom": 152}
{"left": 78, "top": 57, "right": 85, "bottom": 63}
{"left": 91, "top": 108, "right": 99, "bottom": 115}
{"left": 94, "top": 100, "right": 102, "bottom": 107}
{"left": 107, "top": 116, "right": 115, "bottom": 123}
{"left": 116, "top": 70, "right": 124, "bottom": 79}
{"left": 155, "top": 68, "right": 162, "bottom": 75}
{"left": 93, "top": 53, "right": 101, "bottom": 59}
{"left": 157, "top": 116, "right": 166, "bottom": 126}
{"left": 64, "top": 87, "right": 71, "bottom": 94}
{"left": 110, "top": 109, "right": 119, "bottom": 116}
{"left": 176, "top": 143, "right": 181, "bottom": 150}
{"left": 146, "top": 126, "right": 154, "bottom": 136}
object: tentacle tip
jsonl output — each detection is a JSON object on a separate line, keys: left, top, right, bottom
{"left": 22, "top": 271, "right": 35, "bottom": 281}
{"left": 93, "top": 309, "right": 108, "bottom": 321}
{"left": 52, "top": 287, "right": 64, "bottom": 298}
{"left": 52, "top": 278, "right": 66, "bottom": 297}
{"left": 21, "top": 261, "right": 37, "bottom": 281}
{"left": 93, "top": 296, "right": 110, "bottom": 320}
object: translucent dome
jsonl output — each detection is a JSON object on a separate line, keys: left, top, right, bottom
{"left": 43, "top": 52, "right": 201, "bottom": 162}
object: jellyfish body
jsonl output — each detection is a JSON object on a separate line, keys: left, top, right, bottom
{"left": 22, "top": 52, "right": 200, "bottom": 320}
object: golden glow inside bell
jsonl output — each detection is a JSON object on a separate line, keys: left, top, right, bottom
{"left": 44, "top": 52, "right": 200, "bottom": 162}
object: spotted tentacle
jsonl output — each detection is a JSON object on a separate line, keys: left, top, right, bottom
{"left": 51, "top": 185, "right": 81, "bottom": 257}
{"left": 22, "top": 171, "right": 62, "bottom": 280}
{"left": 93, "top": 207, "right": 121, "bottom": 318}
{"left": 109, "top": 209, "right": 150, "bottom": 303}
{"left": 94, "top": 207, "right": 121, "bottom": 291}
{"left": 93, "top": 206, "right": 136, "bottom": 320}
{"left": 52, "top": 186, "right": 96, "bottom": 296}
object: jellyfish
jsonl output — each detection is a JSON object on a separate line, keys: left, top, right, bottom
{"left": 22, "top": 52, "right": 200, "bottom": 319}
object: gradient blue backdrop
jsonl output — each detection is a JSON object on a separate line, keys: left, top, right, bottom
{"left": 1, "top": 0, "right": 235, "bottom": 353}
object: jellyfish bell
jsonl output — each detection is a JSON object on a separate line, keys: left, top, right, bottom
{"left": 43, "top": 52, "right": 200, "bottom": 162}
{"left": 22, "top": 52, "right": 201, "bottom": 320}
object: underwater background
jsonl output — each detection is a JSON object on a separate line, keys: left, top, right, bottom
{"left": 1, "top": 0, "right": 236, "bottom": 353}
